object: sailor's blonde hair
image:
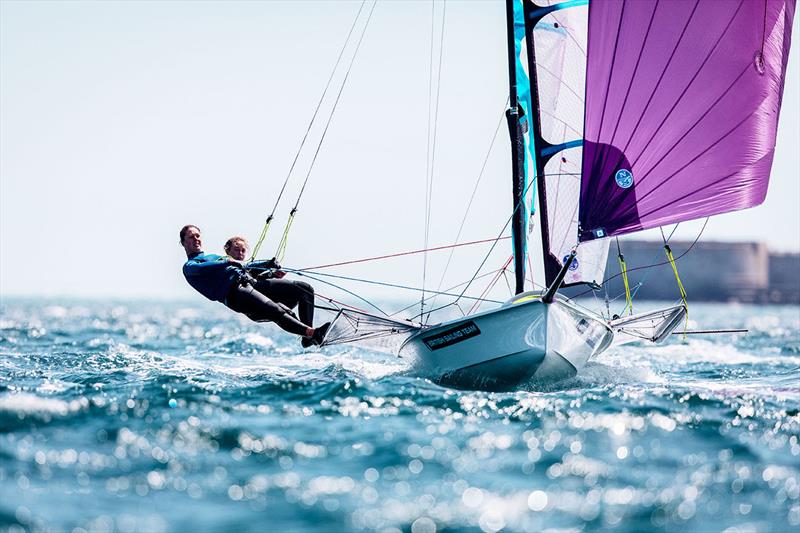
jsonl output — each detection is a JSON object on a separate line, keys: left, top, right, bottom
{"left": 224, "top": 235, "right": 249, "bottom": 255}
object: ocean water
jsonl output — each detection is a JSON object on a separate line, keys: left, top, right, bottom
{"left": 0, "top": 298, "right": 798, "bottom": 533}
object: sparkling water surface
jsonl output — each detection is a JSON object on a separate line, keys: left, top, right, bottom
{"left": 1, "top": 299, "right": 798, "bottom": 532}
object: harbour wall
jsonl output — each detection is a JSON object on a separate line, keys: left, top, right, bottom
{"left": 562, "top": 240, "right": 799, "bottom": 304}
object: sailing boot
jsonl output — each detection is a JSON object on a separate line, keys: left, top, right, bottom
{"left": 311, "top": 322, "right": 331, "bottom": 346}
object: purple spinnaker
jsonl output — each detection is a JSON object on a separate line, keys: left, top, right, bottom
{"left": 578, "top": 0, "right": 795, "bottom": 242}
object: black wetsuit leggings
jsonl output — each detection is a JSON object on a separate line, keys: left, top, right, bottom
{"left": 225, "top": 279, "right": 315, "bottom": 336}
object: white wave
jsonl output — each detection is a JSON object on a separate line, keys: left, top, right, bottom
{"left": 0, "top": 392, "right": 88, "bottom": 417}
{"left": 259, "top": 347, "right": 410, "bottom": 381}
{"left": 663, "top": 379, "right": 799, "bottom": 401}
{"left": 36, "top": 379, "right": 79, "bottom": 394}
{"left": 42, "top": 305, "right": 68, "bottom": 318}
{"left": 574, "top": 359, "right": 665, "bottom": 387}
{"left": 244, "top": 333, "right": 275, "bottom": 348}
{"left": 603, "top": 338, "right": 800, "bottom": 367}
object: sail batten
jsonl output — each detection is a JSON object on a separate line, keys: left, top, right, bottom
{"left": 579, "top": 0, "right": 796, "bottom": 242}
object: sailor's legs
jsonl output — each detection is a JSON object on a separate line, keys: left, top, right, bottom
{"left": 225, "top": 284, "right": 308, "bottom": 336}
{"left": 252, "top": 279, "right": 315, "bottom": 327}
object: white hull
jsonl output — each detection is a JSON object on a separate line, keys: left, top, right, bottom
{"left": 397, "top": 294, "right": 613, "bottom": 390}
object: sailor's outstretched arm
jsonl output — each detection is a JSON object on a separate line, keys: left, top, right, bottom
{"left": 245, "top": 257, "right": 281, "bottom": 271}
{"left": 184, "top": 255, "right": 242, "bottom": 278}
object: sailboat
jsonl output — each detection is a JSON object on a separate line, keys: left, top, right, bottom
{"left": 258, "top": 0, "right": 795, "bottom": 391}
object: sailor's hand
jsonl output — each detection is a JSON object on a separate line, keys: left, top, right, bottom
{"left": 266, "top": 257, "right": 282, "bottom": 270}
{"left": 256, "top": 269, "right": 285, "bottom": 280}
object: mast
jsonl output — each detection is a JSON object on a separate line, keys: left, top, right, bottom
{"left": 505, "top": 0, "right": 528, "bottom": 295}
{"left": 506, "top": 0, "right": 583, "bottom": 293}
{"left": 523, "top": 1, "right": 568, "bottom": 288}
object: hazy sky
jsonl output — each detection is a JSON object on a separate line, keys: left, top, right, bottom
{"left": 1, "top": 0, "right": 798, "bottom": 300}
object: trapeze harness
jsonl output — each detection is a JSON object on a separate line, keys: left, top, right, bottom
{"left": 182, "top": 252, "right": 314, "bottom": 336}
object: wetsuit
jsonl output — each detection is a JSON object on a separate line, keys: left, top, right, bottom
{"left": 249, "top": 277, "right": 315, "bottom": 329}
{"left": 182, "top": 252, "right": 312, "bottom": 336}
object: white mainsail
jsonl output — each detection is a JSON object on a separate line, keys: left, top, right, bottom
{"left": 529, "top": 0, "right": 609, "bottom": 287}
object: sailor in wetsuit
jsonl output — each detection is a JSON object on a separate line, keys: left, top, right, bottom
{"left": 180, "top": 225, "right": 329, "bottom": 347}
{"left": 223, "top": 235, "right": 318, "bottom": 339}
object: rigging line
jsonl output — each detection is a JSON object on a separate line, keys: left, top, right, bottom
{"left": 467, "top": 258, "right": 507, "bottom": 316}
{"left": 528, "top": 254, "right": 535, "bottom": 288}
{"left": 300, "top": 236, "right": 511, "bottom": 271}
{"left": 447, "top": 172, "right": 540, "bottom": 309}
{"left": 287, "top": 269, "right": 390, "bottom": 317}
{"left": 421, "top": 0, "right": 436, "bottom": 320}
{"left": 274, "top": 0, "right": 378, "bottom": 257}
{"left": 658, "top": 223, "right": 680, "bottom": 246}
{"left": 428, "top": 98, "right": 508, "bottom": 312}
{"left": 502, "top": 269, "right": 513, "bottom": 296}
{"left": 249, "top": 0, "right": 368, "bottom": 261}
{"left": 626, "top": 224, "right": 682, "bottom": 302}
{"left": 315, "top": 294, "right": 365, "bottom": 315}
{"left": 534, "top": 62, "right": 586, "bottom": 104}
{"left": 388, "top": 266, "right": 509, "bottom": 318}
{"left": 284, "top": 267, "right": 504, "bottom": 305}
{"left": 608, "top": 284, "right": 642, "bottom": 304}
{"left": 549, "top": 12, "right": 587, "bottom": 57}
{"left": 572, "top": 218, "right": 709, "bottom": 299}
{"left": 615, "top": 236, "right": 633, "bottom": 315}
{"left": 661, "top": 231, "right": 689, "bottom": 336}
{"left": 316, "top": 295, "right": 420, "bottom": 329}
{"left": 539, "top": 109, "right": 584, "bottom": 139}
{"left": 421, "top": 0, "right": 448, "bottom": 323}
{"left": 467, "top": 255, "right": 513, "bottom": 316}
{"left": 429, "top": 0, "right": 448, "bottom": 253}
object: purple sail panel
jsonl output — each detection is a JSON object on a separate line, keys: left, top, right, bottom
{"left": 578, "top": 0, "right": 795, "bottom": 241}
